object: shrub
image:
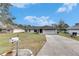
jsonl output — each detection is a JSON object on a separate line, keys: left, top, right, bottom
{"left": 0, "top": 28, "right": 2, "bottom": 32}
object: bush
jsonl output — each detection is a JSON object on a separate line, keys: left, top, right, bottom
{"left": 0, "top": 28, "right": 2, "bottom": 32}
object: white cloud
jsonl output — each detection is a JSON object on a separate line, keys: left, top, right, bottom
{"left": 11, "top": 3, "right": 36, "bottom": 8}
{"left": 57, "top": 7, "right": 66, "bottom": 13}
{"left": 57, "top": 3, "right": 77, "bottom": 13}
{"left": 24, "top": 16, "right": 36, "bottom": 20}
{"left": 24, "top": 16, "right": 55, "bottom": 26}
{"left": 11, "top": 3, "right": 27, "bottom": 8}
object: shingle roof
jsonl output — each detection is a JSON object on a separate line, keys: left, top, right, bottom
{"left": 41, "top": 26, "right": 56, "bottom": 30}
{"left": 67, "top": 25, "right": 79, "bottom": 30}
{"left": 27, "top": 26, "right": 56, "bottom": 30}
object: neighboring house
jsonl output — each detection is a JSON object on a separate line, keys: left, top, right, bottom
{"left": 27, "top": 26, "right": 57, "bottom": 35}
{"left": 13, "top": 28, "right": 25, "bottom": 33}
{"left": 1, "top": 28, "right": 13, "bottom": 33}
{"left": 0, "top": 21, "right": 25, "bottom": 33}
{"left": 67, "top": 24, "right": 79, "bottom": 36}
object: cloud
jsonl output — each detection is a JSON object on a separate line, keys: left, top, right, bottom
{"left": 24, "top": 16, "right": 55, "bottom": 26}
{"left": 57, "top": 3, "right": 77, "bottom": 13}
{"left": 57, "top": 7, "right": 66, "bottom": 13}
{"left": 24, "top": 16, "right": 37, "bottom": 20}
{"left": 11, "top": 3, "right": 36, "bottom": 8}
{"left": 11, "top": 3, "right": 27, "bottom": 8}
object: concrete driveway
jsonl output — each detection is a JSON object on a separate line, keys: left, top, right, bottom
{"left": 37, "top": 35, "right": 79, "bottom": 56}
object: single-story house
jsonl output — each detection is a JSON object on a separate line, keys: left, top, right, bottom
{"left": 67, "top": 24, "right": 79, "bottom": 36}
{"left": 0, "top": 23, "right": 25, "bottom": 33}
{"left": 13, "top": 28, "right": 25, "bottom": 33}
{"left": 0, "top": 23, "right": 13, "bottom": 33}
{"left": 27, "top": 26, "right": 57, "bottom": 35}
{"left": 0, "top": 28, "right": 25, "bottom": 33}
{"left": 1, "top": 28, "right": 13, "bottom": 33}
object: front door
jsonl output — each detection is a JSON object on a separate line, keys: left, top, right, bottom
{"left": 40, "top": 29, "right": 43, "bottom": 33}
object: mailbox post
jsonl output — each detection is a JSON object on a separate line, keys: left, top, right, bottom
{"left": 9, "top": 36, "right": 19, "bottom": 56}
{"left": 15, "top": 40, "right": 19, "bottom": 56}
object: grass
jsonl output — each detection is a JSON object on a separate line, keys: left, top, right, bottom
{"left": 59, "top": 32, "right": 71, "bottom": 38}
{"left": 59, "top": 32, "right": 79, "bottom": 41}
{"left": 0, "top": 32, "right": 46, "bottom": 55}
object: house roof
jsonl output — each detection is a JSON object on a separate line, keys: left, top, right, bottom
{"left": 27, "top": 26, "right": 56, "bottom": 30}
{"left": 67, "top": 25, "right": 79, "bottom": 30}
{"left": 41, "top": 26, "right": 56, "bottom": 30}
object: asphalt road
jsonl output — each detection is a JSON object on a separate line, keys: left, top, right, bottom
{"left": 37, "top": 35, "right": 79, "bottom": 56}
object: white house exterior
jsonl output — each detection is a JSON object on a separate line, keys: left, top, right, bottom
{"left": 13, "top": 28, "right": 25, "bottom": 33}
{"left": 29, "top": 29, "right": 34, "bottom": 33}
{"left": 42, "top": 30, "right": 57, "bottom": 35}
{"left": 67, "top": 30, "right": 79, "bottom": 36}
{"left": 67, "top": 24, "right": 79, "bottom": 36}
{"left": 27, "top": 26, "right": 57, "bottom": 35}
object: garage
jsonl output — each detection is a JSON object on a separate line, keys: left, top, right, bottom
{"left": 43, "top": 29, "right": 57, "bottom": 35}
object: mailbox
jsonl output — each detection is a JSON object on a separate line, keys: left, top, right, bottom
{"left": 9, "top": 37, "right": 19, "bottom": 43}
{"left": 9, "top": 37, "right": 19, "bottom": 56}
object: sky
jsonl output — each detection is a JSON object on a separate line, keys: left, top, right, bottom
{"left": 10, "top": 3, "right": 79, "bottom": 26}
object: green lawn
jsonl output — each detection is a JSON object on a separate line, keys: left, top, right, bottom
{"left": 59, "top": 32, "right": 79, "bottom": 41}
{"left": 0, "top": 32, "right": 46, "bottom": 55}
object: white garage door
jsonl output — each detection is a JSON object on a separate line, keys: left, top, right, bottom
{"left": 43, "top": 30, "right": 57, "bottom": 35}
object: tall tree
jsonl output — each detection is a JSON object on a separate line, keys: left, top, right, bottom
{"left": 0, "top": 3, "right": 15, "bottom": 28}
{"left": 51, "top": 24, "right": 58, "bottom": 30}
{"left": 57, "top": 19, "right": 69, "bottom": 32}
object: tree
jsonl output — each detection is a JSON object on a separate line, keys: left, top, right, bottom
{"left": 51, "top": 24, "right": 58, "bottom": 29}
{"left": 0, "top": 28, "right": 2, "bottom": 32}
{"left": 0, "top": 3, "right": 15, "bottom": 28}
{"left": 57, "top": 19, "right": 69, "bottom": 32}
